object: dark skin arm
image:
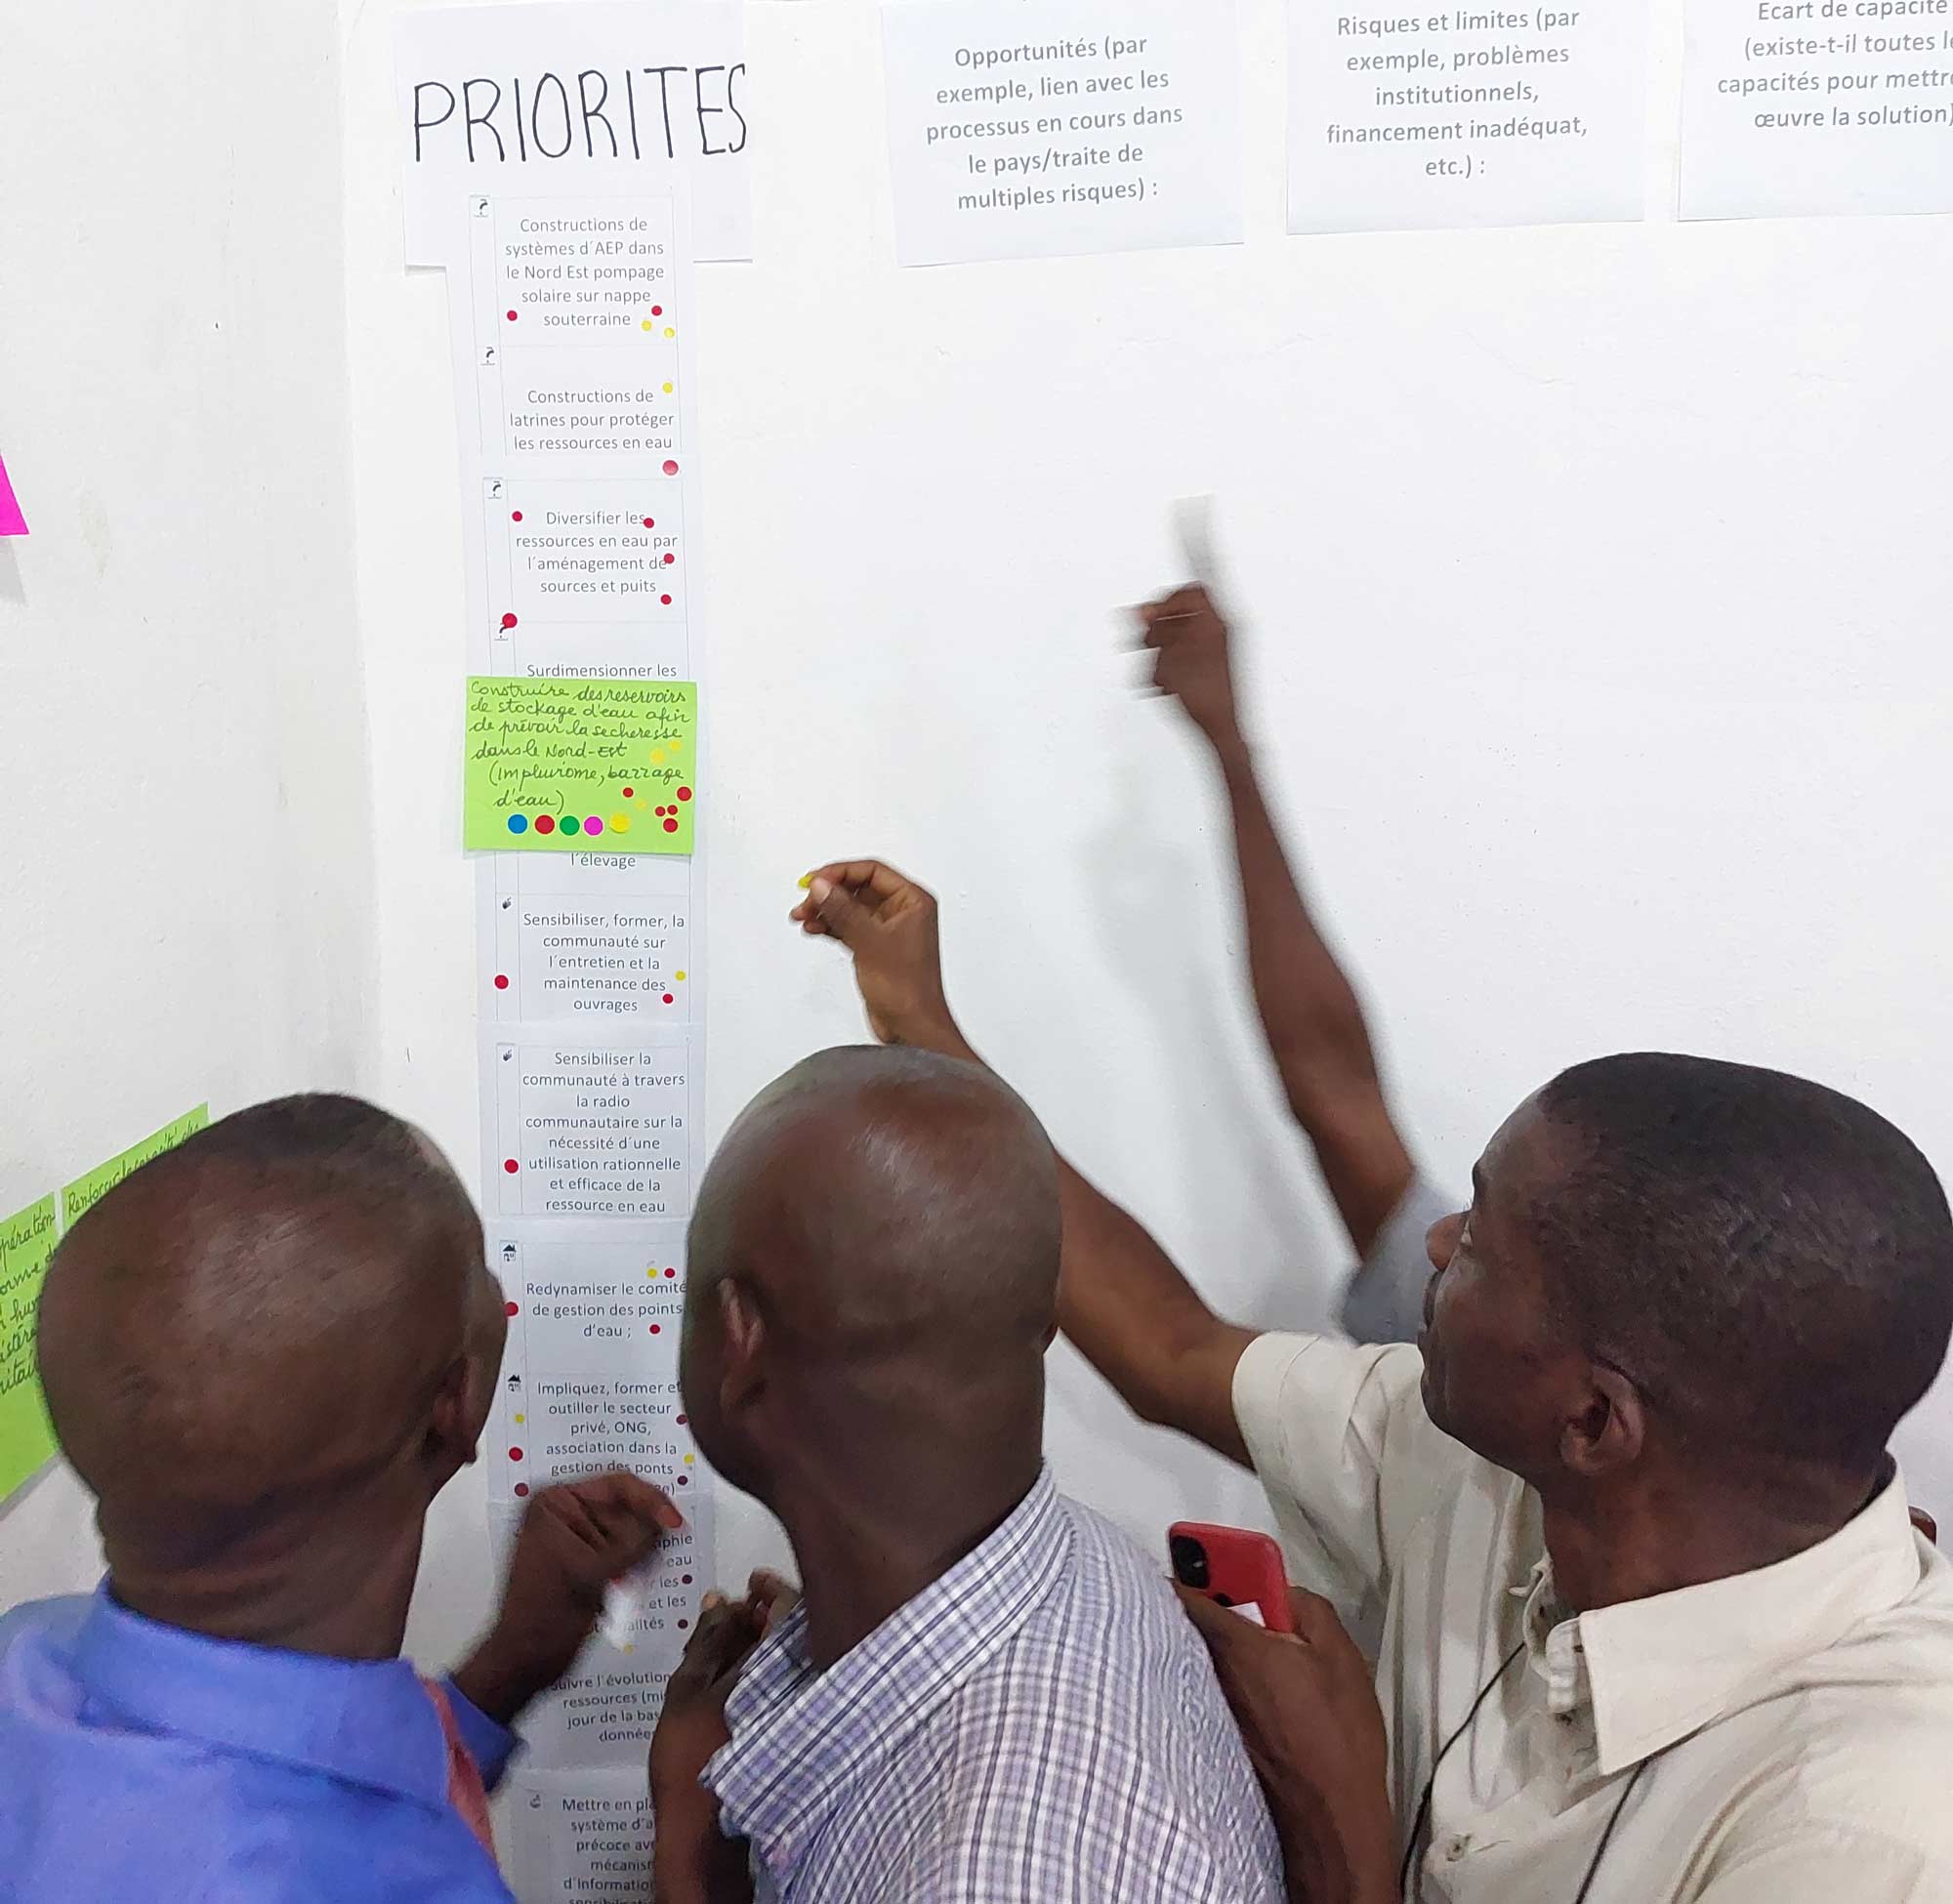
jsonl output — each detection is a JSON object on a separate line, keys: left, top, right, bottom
{"left": 793, "top": 861, "right": 1256, "bottom": 1465}
{"left": 1140, "top": 585, "right": 1414, "bottom": 1257}
{"left": 451, "top": 1470, "right": 684, "bottom": 1727}
{"left": 648, "top": 1574, "right": 797, "bottom": 1904}
{"left": 1177, "top": 1585, "right": 1397, "bottom": 1904}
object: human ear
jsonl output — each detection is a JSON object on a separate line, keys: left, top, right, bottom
{"left": 717, "top": 1278, "right": 767, "bottom": 1419}
{"left": 427, "top": 1351, "right": 489, "bottom": 1484}
{"left": 1558, "top": 1361, "right": 1645, "bottom": 1478}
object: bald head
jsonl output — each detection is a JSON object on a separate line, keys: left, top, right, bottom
{"left": 40, "top": 1095, "right": 495, "bottom": 1572}
{"left": 682, "top": 1048, "right": 1060, "bottom": 1502}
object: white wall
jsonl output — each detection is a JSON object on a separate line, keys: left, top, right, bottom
{"left": 337, "top": 0, "right": 1953, "bottom": 1684}
{"left": 0, "top": 0, "right": 376, "bottom": 1601}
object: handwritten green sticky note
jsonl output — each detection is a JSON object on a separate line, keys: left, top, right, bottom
{"left": 465, "top": 678, "right": 697, "bottom": 854}
{"left": 0, "top": 1196, "right": 61, "bottom": 1499}
{"left": 61, "top": 1104, "right": 211, "bottom": 1230}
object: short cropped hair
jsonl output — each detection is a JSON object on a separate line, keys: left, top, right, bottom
{"left": 1533, "top": 1054, "right": 1953, "bottom": 1472}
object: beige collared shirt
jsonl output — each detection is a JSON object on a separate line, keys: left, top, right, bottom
{"left": 1234, "top": 1332, "right": 1953, "bottom": 1903}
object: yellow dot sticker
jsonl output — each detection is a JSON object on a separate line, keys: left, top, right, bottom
{"left": 649, "top": 749, "right": 666, "bottom": 766}
{"left": 683, "top": 1453, "right": 695, "bottom": 1466}
{"left": 610, "top": 812, "right": 630, "bottom": 833}
{"left": 514, "top": 1413, "right": 525, "bottom": 1425}
{"left": 663, "top": 326, "right": 676, "bottom": 339}
{"left": 641, "top": 319, "right": 654, "bottom": 332}
{"left": 674, "top": 970, "right": 686, "bottom": 982}
{"left": 662, "top": 382, "right": 674, "bottom": 394}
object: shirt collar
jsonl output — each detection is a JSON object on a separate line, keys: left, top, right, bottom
{"left": 705, "top": 1466, "right": 1070, "bottom": 1879}
{"left": 72, "top": 1584, "right": 452, "bottom": 1809}
{"left": 1558, "top": 1468, "right": 1925, "bottom": 1776}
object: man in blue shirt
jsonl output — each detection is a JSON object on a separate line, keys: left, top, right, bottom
{"left": 0, "top": 1093, "right": 684, "bottom": 1902}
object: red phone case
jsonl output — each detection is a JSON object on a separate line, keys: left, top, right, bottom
{"left": 1169, "top": 1521, "right": 1294, "bottom": 1634}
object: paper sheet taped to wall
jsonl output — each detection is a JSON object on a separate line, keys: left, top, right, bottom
{"left": 465, "top": 677, "right": 696, "bottom": 853}
{"left": 61, "top": 1107, "right": 212, "bottom": 1228}
{"left": 0, "top": 1198, "right": 61, "bottom": 1500}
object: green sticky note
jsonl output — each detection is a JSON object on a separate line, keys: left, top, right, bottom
{"left": 465, "top": 677, "right": 696, "bottom": 854}
{"left": 61, "top": 1104, "right": 211, "bottom": 1230}
{"left": 0, "top": 1195, "right": 61, "bottom": 1500}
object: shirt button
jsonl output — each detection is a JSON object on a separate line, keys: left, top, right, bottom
{"left": 1443, "top": 1835, "right": 1473, "bottom": 1862}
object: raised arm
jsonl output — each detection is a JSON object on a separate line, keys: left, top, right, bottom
{"left": 792, "top": 862, "right": 1256, "bottom": 1466}
{"left": 1139, "top": 586, "right": 1414, "bottom": 1258}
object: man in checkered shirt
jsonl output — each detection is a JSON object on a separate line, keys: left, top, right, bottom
{"left": 649, "top": 1047, "right": 1286, "bottom": 1904}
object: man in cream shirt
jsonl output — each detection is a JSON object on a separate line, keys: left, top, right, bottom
{"left": 797, "top": 854, "right": 1953, "bottom": 1903}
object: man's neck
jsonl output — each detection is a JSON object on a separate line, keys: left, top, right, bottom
{"left": 773, "top": 1453, "right": 1042, "bottom": 1672}
{"left": 105, "top": 1509, "right": 426, "bottom": 1661}
{"left": 1540, "top": 1459, "right": 1884, "bottom": 1612}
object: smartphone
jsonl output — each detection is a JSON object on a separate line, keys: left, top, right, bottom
{"left": 1169, "top": 1521, "right": 1294, "bottom": 1633}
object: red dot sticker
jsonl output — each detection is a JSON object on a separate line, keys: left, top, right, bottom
{"left": 505, "top": 1300, "right": 519, "bottom": 1316}
{"left": 651, "top": 305, "right": 664, "bottom": 316}
{"left": 678, "top": 1618, "right": 689, "bottom": 1631}
{"left": 662, "top": 460, "right": 679, "bottom": 476}
{"left": 663, "top": 817, "right": 679, "bottom": 833}
{"left": 681, "top": 1573, "right": 692, "bottom": 1585}
{"left": 677, "top": 1474, "right": 689, "bottom": 1487}
{"left": 664, "top": 1267, "right": 677, "bottom": 1279}
{"left": 642, "top": 517, "right": 654, "bottom": 528}
{"left": 662, "top": 553, "right": 675, "bottom": 565}
{"left": 500, "top": 612, "right": 518, "bottom": 630}
{"left": 514, "top": 1483, "right": 530, "bottom": 1498}
{"left": 622, "top": 786, "right": 634, "bottom": 798}
{"left": 493, "top": 974, "right": 510, "bottom": 991}
{"left": 649, "top": 1323, "right": 662, "bottom": 1335}
{"left": 677, "top": 787, "right": 692, "bottom": 803}
{"left": 659, "top": 594, "right": 672, "bottom": 605}
{"left": 508, "top": 1446, "right": 524, "bottom": 1461}
{"left": 511, "top": 511, "right": 523, "bottom": 522}
{"left": 676, "top": 1414, "right": 687, "bottom": 1426}
{"left": 503, "top": 1159, "right": 519, "bottom": 1175}
{"left": 662, "top": 993, "right": 675, "bottom": 1005}
{"left": 535, "top": 815, "right": 556, "bottom": 835}
{"left": 506, "top": 310, "right": 519, "bottom": 321}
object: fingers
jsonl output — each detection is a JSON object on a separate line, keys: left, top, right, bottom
{"left": 746, "top": 1568, "right": 801, "bottom": 1634}
{"left": 1173, "top": 1581, "right": 1244, "bottom": 1644}
{"left": 669, "top": 1594, "right": 762, "bottom": 1693}
{"left": 806, "top": 876, "right": 876, "bottom": 948}
{"left": 542, "top": 1471, "right": 684, "bottom": 1580}
{"left": 791, "top": 860, "right": 927, "bottom": 938}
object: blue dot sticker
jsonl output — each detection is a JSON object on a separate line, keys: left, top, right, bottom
{"left": 507, "top": 813, "right": 528, "bottom": 835}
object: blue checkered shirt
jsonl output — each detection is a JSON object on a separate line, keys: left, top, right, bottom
{"left": 703, "top": 1467, "right": 1285, "bottom": 1902}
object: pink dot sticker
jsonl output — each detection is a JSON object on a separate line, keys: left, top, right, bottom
{"left": 584, "top": 816, "right": 603, "bottom": 836}
{"left": 662, "top": 460, "right": 679, "bottom": 476}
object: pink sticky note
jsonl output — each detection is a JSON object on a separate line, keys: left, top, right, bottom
{"left": 0, "top": 454, "right": 26, "bottom": 537}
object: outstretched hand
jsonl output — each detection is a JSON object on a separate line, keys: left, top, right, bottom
{"left": 790, "top": 860, "right": 971, "bottom": 1057}
{"left": 1177, "top": 1584, "right": 1396, "bottom": 1904}
{"left": 1138, "top": 584, "right": 1244, "bottom": 754}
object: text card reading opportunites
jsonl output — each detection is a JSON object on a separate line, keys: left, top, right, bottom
{"left": 0, "top": 1198, "right": 61, "bottom": 1499}
{"left": 396, "top": 0, "right": 753, "bottom": 263}
{"left": 1680, "top": 0, "right": 1953, "bottom": 216}
{"left": 880, "top": 0, "right": 1245, "bottom": 265}
{"left": 485, "top": 1029, "right": 694, "bottom": 1221}
{"left": 1287, "top": 0, "right": 1651, "bottom": 230}
{"left": 465, "top": 677, "right": 696, "bottom": 852}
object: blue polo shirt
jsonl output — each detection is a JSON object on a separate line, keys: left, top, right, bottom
{"left": 0, "top": 1587, "right": 518, "bottom": 1901}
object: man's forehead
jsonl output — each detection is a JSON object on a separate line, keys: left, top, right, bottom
{"left": 1474, "top": 1093, "right": 1579, "bottom": 1220}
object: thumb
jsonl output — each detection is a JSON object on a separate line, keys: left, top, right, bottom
{"left": 809, "top": 876, "right": 875, "bottom": 949}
